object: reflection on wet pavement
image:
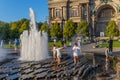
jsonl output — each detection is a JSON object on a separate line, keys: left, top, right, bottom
{"left": 0, "top": 53, "right": 100, "bottom": 80}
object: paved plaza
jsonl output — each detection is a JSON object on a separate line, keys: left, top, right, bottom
{"left": 0, "top": 43, "right": 120, "bottom": 80}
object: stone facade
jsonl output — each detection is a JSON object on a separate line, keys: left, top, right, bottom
{"left": 48, "top": 0, "right": 120, "bottom": 37}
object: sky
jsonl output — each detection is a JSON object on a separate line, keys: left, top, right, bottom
{"left": 0, "top": 0, "right": 48, "bottom": 23}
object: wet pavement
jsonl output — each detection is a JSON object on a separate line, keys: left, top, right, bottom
{"left": 0, "top": 54, "right": 98, "bottom": 80}
{"left": 0, "top": 48, "right": 19, "bottom": 65}
{"left": 81, "top": 43, "right": 120, "bottom": 55}
{"left": 0, "top": 43, "right": 119, "bottom": 80}
{"left": 0, "top": 46, "right": 99, "bottom": 80}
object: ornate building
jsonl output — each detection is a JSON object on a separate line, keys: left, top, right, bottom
{"left": 48, "top": 0, "right": 120, "bottom": 37}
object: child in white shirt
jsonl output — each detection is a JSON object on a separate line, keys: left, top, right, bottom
{"left": 56, "top": 46, "right": 63, "bottom": 65}
{"left": 72, "top": 43, "right": 81, "bottom": 65}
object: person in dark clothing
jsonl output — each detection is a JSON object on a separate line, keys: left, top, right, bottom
{"left": 61, "top": 39, "right": 64, "bottom": 47}
{"left": 62, "top": 39, "right": 66, "bottom": 47}
{"left": 108, "top": 39, "right": 113, "bottom": 52}
{"left": 64, "top": 39, "right": 66, "bottom": 47}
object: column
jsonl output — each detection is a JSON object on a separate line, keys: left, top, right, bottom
{"left": 81, "top": 5, "right": 84, "bottom": 19}
{"left": 79, "top": 4, "right": 82, "bottom": 19}
{"left": 60, "top": 7, "right": 62, "bottom": 18}
{"left": 49, "top": 8, "right": 52, "bottom": 19}
{"left": 52, "top": 8, "right": 54, "bottom": 18}
{"left": 77, "top": 6, "right": 79, "bottom": 17}
{"left": 86, "top": 3, "right": 89, "bottom": 23}
{"left": 62, "top": 6, "right": 67, "bottom": 20}
{"left": 53, "top": 8, "right": 56, "bottom": 18}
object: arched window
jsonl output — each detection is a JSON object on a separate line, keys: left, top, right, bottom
{"left": 98, "top": 7, "right": 115, "bottom": 18}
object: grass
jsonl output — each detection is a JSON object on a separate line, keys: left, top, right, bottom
{"left": 49, "top": 41, "right": 62, "bottom": 47}
{"left": 4, "top": 44, "right": 14, "bottom": 48}
{"left": 3, "top": 40, "right": 71, "bottom": 49}
{"left": 49, "top": 40, "right": 71, "bottom": 47}
{"left": 100, "top": 41, "right": 120, "bottom": 48}
{"left": 4, "top": 44, "right": 21, "bottom": 49}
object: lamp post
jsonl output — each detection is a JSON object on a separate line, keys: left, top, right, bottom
{"left": 62, "top": 20, "right": 65, "bottom": 39}
{"left": 91, "top": 15, "right": 96, "bottom": 39}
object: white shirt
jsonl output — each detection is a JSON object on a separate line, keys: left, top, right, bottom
{"left": 72, "top": 46, "right": 80, "bottom": 56}
{"left": 54, "top": 39, "right": 56, "bottom": 43}
{"left": 56, "top": 48, "right": 62, "bottom": 58}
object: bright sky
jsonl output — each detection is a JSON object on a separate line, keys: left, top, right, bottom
{"left": 0, "top": 0, "right": 48, "bottom": 23}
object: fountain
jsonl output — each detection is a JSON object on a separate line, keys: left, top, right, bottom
{"left": 20, "top": 8, "right": 49, "bottom": 61}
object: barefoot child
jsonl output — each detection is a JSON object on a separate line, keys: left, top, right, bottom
{"left": 72, "top": 43, "right": 81, "bottom": 65}
{"left": 56, "top": 46, "right": 63, "bottom": 65}
{"left": 105, "top": 47, "right": 109, "bottom": 71}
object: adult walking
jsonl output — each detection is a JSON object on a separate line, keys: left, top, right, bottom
{"left": 72, "top": 43, "right": 81, "bottom": 65}
{"left": 108, "top": 39, "right": 113, "bottom": 52}
{"left": 62, "top": 38, "right": 66, "bottom": 47}
{"left": 0, "top": 40, "right": 4, "bottom": 48}
{"left": 14, "top": 39, "right": 19, "bottom": 51}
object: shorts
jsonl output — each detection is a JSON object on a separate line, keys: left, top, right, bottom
{"left": 57, "top": 55, "right": 61, "bottom": 58}
{"left": 73, "top": 52, "right": 78, "bottom": 57}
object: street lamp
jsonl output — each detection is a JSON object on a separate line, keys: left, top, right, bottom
{"left": 91, "top": 15, "right": 95, "bottom": 37}
{"left": 62, "top": 20, "right": 65, "bottom": 39}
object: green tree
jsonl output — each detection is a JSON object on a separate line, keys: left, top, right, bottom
{"left": 0, "top": 21, "right": 7, "bottom": 39}
{"left": 38, "top": 22, "right": 43, "bottom": 30}
{"left": 19, "top": 19, "right": 29, "bottom": 34}
{"left": 0, "top": 21, "right": 6, "bottom": 27}
{"left": 63, "top": 20, "right": 75, "bottom": 38}
{"left": 105, "top": 20, "right": 119, "bottom": 38}
{"left": 40, "top": 22, "right": 48, "bottom": 32}
{"left": 76, "top": 20, "right": 89, "bottom": 37}
{"left": 0, "top": 23, "right": 11, "bottom": 40}
{"left": 10, "top": 22, "right": 20, "bottom": 39}
{"left": 50, "top": 22, "right": 62, "bottom": 38}
{"left": 10, "top": 18, "right": 30, "bottom": 39}
{"left": 10, "top": 22, "right": 18, "bottom": 30}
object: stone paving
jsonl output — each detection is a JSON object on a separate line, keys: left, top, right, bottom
{"left": 0, "top": 45, "right": 100, "bottom": 80}
{"left": 0, "top": 53, "right": 99, "bottom": 80}
{"left": 0, "top": 43, "right": 120, "bottom": 80}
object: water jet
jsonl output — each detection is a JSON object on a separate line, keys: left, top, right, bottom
{"left": 20, "top": 8, "right": 49, "bottom": 61}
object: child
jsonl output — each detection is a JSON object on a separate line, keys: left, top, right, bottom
{"left": 52, "top": 44, "right": 56, "bottom": 61}
{"left": 72, "top": 43, "right": 81, "bottom": 65}
{"left": 105, "top": 47, "right": 109, "bottom": 58}
{"left": 105, "top": 56, "right": 109, "bottom": 71}
{"left": 56, "top": 46, "right": 63, "bottom": 65}
{"left": 105, "top": 47, "right": 109, "bottom": 71}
